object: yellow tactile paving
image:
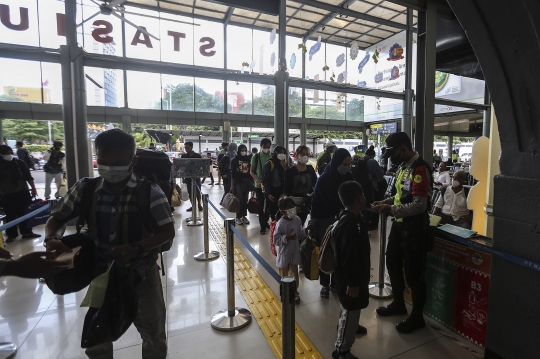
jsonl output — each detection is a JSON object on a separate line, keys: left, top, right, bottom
{"left": 208, "top": 212, "right": 324, "bottom": 359}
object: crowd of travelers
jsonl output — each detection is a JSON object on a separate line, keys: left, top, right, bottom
{"left": 0, "top": 130, "right": 474, "bottom": 359}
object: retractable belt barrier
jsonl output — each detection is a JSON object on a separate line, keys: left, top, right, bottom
{"left": 0, "top": 203, "right": 51, "bottom": 232}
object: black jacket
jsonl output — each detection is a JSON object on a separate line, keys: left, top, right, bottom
{"left": 332, "top": 210, "right": 371, "bottom": 311}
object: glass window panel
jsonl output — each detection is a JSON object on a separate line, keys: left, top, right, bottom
{"left": 226, "top": 25, "right": 252, "bottom": 71}
{"left": 325, "top": 91, "right": 345, "bottom": 120}
{"left": 253, "top": 84, "right": 274, "bottom": 116}
{"left": 0, "top": 59, "right": 42, "bottom": 103}
{"left": 286, "top": 35, "right": 303, "bottom": 78}
{"left": 38, "top": 0, "right": 65, "bottom": 48}
{"left": 227, "top": 81, "right": 252, "bottom": 115}
{"left": 304, "top": 38, "right": 325, "bottom": 82}
{"left": 0, "top": 0, "right": 39, "bottom": 47}
{"left": 161, "top": 74, "right": 194, "bottom": 112}
{"left": 194, "top": 19, "right": 223, "bottom": 69}
{"left": 80, "top": 0, "right": 123, "bottom": 56}
{"left": 124, "top": 7, "right": 161, "bottom": 61}
{"left": 304, "top": 88, "right": 324, "bottom": 119}
{"left": 345, "top": 94, "right": 364, "bottom": 122}
{"left": 347, "top": 48, "right": 374, "bottom": 90}
{"left": 325, "top": 43, "right": 347, "bottom": 85}
{"left": 127, "top": 70, "right": 161, "bottom": 109}
{"left": 253, "top": 29, "right": 278, "bottom": 75}
{"left": 41, "top": 62, "right": 62, "bottom": 104}
{"left": 85, "top": 67, "right": 124, "bottom": 107}
{"left": 160, "top": 15, "right": 194, "bottom": 65}
{"left": 289, "top": 87, "right": 302, "bottom": 117}
{"left": 195, "top": 78, "right": 224, "bottom": 113}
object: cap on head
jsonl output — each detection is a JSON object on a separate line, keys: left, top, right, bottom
{"left": 324, "top": 141, "right": 336, "bottom": 149}
{"left": 382, "top": 132, "right": 412, "bottom": 159}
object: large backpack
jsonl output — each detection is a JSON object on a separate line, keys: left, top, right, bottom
{"left": 317, "top": 220, "right": 339, "bottom": 274}
{"left": 133, "top": 149, "right": 173, "bottom": 206}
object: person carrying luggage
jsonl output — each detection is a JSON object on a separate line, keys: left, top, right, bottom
{"left": 44, "top": 129, "right": 175, "bottom": 358}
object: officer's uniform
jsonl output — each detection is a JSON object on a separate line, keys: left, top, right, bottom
{"left": 381, "top": 152, "right": 433, "bottom": 317}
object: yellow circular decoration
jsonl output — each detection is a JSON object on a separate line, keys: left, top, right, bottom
{"left": 414, "top": 174, "right": 423, "bottom": 183}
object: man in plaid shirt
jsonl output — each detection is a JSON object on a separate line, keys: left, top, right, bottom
{"left": 45, "top": 129, "right": 175, "bottom": 359}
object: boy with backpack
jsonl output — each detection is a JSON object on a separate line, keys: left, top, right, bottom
{"left": 332, "top": 181, "right": 371, "bottom": 359}
{"left": 44, "top": 129, "right": 175, "bottom": 359}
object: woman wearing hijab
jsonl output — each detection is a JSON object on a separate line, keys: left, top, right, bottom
{"left": 230, "top": 144, "right": 252, "bottom": 225}
{"left": 310, "top": 148, "right": 354, "bottom": 298}
{"left": 218, "top": 143, "right": 237, "bottom": 205}
{"left": 284, "top": 145, "right": 317, "bottom": 225}
{"left": 262, "top": 145, "right": 288, "bottom": 221}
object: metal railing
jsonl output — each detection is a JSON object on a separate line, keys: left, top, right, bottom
{"left": 368, "top": 212, "right": 393, "bottom": 299}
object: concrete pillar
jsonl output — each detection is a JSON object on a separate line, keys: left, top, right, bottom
{"left": 362, "top": 131, "right": 368, "bottom": 147}
{"left": 60, "top": 0, "right": 90, "bottom": 187}
{"left": 300, "top": 122, "right": 307, "bottom": 146}
{"left": 402, "top": 8, "right": 414, "bottom": 139}
{"left": 0, "top": 118, "right": 3, "bottom": 145}
{"left": 447, "top": 133, "right": 453, "bottom": 161}
{"left": 274, "top": 0, "right": 289, "bottom": 149}
{"left": 222, "top": 121, "right": 231, "bottom": 144}
{"left": 121, "top": 115, "right": 131, "bottom": 134}
{"left": 414, "top": 2, "right": 437, "bottom": 166}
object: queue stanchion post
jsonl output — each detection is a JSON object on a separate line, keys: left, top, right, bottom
{"left": 194, "top": 194, "right": 220, "bottom": 261}
{"left": 211, "top": 218, "right": 252, "bottom": 331}
{"left": 280, "top": 277, "right": 296, "bottom": 359}
{"left": 186, "top": 177, "right": 203, "bottom": 226}
{"left": 368, "top": 212, "right": 393, "bottom": 298}
{"left": 0, "top": 342, "right": 17, "bottom": 359}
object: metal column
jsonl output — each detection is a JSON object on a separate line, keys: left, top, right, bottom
{"left": 194, "top": 194, "right": 219, "bottom": 261}
{"left": 222, "top": 121, "right": 231, "bottom": 144}
{"left": 121, "top": 115, "right": 131, "bottom": 134}
{"left": 483, "top": 84, "right": 491, "bottom": 138}
{"left": 362, "top": 129, "right": 368, "bottom": 147}
{"left": 61, "top": 0, "right": 90, "bottom": 188}
{"left": 281, "top": 277, "right": 296, "bottom": 359}
{"left": 415, "top": 2, "right": 437, "bottom": 166}
{"left": 300, "top": 122, "right": 307, "bottom": 146}
{"left": 447, "top": 133, "right": 453, "bottom": 161}
{"left": 402, "top": 8, "right": 414, "bottom": 139}
{"left": 368, "top": 213, "right": 393, "bottom": 298}
{"left": 274, "top": 0, "right": 289, "bottom": 148}
{"left": 0, "top": 119, "right": 3, "bottom": 145}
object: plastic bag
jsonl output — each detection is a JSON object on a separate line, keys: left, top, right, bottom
{"left": 81, "top": 265, "right": 138, "bottom": 348}
{"left": 80, "top": 262, "right": 113, "bottom": 309}
{"left": 300, "top": 236, "right": 320, "bottom": 280}
{"left": 58, "top": 179, "right": 68, "bottom": 197}
{"left": 171, "top": 187, "right": 181, "bottom": 207}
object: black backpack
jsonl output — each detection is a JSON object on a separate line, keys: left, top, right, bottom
{"left": 351, "top": 158, "right": 374, "bottom": 204}
{"left": 133, "top": 149, "right": 173, "bottom": 205}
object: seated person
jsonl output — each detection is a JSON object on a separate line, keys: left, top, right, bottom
{"left": 434, "top": 162, "right": 451, "bottom": 189}
{"left": 432, "top": 171, "right": 472, "bottom": 229}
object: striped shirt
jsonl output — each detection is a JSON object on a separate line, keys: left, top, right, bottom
{"left": 51, "top": 173, "right": 173, "bottom": 262}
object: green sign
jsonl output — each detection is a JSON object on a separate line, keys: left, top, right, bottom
{"left": 234, "top": 140, "right": 244, "bottom": 144}
{"left": 248, "top": 134, "right": 260, "bottom": 138}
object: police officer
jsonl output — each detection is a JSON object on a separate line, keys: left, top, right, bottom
{"left": 372, "top": 132, "right": 433, "bottom": 333}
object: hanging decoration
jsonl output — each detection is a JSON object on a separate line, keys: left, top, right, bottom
{"left": 330, "top": 72, "right": 336, "bottom": 82}
{"left": 322, "top": 64, "right": 330, "bottom": 72}
{"left": 290, "top": 53, "right": 297, "bottom": 69}
{"left": 241, "top": 61, "right": 249, "bottom": 73}
{"left": 336, "top": 53, "right": 345, "bottom": 67}
{"left": 270, "top": 52, "right": 276, "bottom": 67}
{"left": 350, "top": 41, "right": 359, "bottom": 60}
{"left": 377, "top": 98, "right": 382, "bottom": 110}
{"left": 358, "top": 52, "right": 370, "bottom": 74}
{"left": 387, "top": 43, "right": 404, "bottom": 61}
{"left": 309, "top": 35, "right": 322, "bottom": 61}
{"left": 298, "top": 43, "right": 307, "bottom": 54}
{"left": 390, "top": 66, "right": 400, "bottom": 80}
{"left": 374, "top": 71, "right": 383, "bottom": 83}
{"left": 270, "top": 29, "right": 277, "bottom": 45}
{"left": 357, "top": 81, "right": 367, "bottom": 87}
{"left": 372, "top": 49, "right": 380, "bottom": 64}
{"left": 336, "top": 93, "right": 344, "bottom": 111}
{"left": 250, "top": 60, "right": 256, "bottom": 72}
{"left": 337, "top": 71, "right": 346, "bottom": 84}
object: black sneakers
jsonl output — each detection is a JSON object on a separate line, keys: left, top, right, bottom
{"left": 332, "top": 350, "right": 358, "bottom": 359}
{"left": 376, "top": 301, "right": 408, "bottom": 317}
{"left": 396, "top": 314, "right": 426, "bottom": 333}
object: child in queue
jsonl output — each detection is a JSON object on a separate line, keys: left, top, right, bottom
{"left": 273, "top": 196, "right": 309, "bottom": 304}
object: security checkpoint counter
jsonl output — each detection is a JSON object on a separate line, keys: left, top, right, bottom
{"left": 405, "top": 229, "right": 493, "bottom": 349}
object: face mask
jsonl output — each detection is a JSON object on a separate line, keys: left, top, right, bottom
{"left": 262, "top": 148, "right": 270, "bottom": 154}
{"left": 286, "top": 207, "right": 296, "bottom": 218}
{"left": 337, "top": 165, "right": 349, "bottom": 175}
{"left": 277, "top": 153, "right": 286, "bottom": 161}
{"left": 452, "top": 180, "right": 461, "bottom": 187}
{"left": 240, "top": 151, "right": 247, "bottom": 156}
{"left": 98, "top": 164, "right": 131, "bottom": 184}
{"left": 390, "top": 154, "right": 402, "bottom": 165}
{"left": 2, "top": 154, "right": 13, "bottom": 161}
{"left": 298, "top": 156, "right": 309, "bottom": 164}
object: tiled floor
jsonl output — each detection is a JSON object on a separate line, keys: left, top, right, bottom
{"left": 1, "top": 182, "right": 484, "bottom": 359}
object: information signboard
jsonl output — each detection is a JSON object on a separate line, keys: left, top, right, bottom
{"left": 369, "top": 122, "right": 398, "bottom": 135}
